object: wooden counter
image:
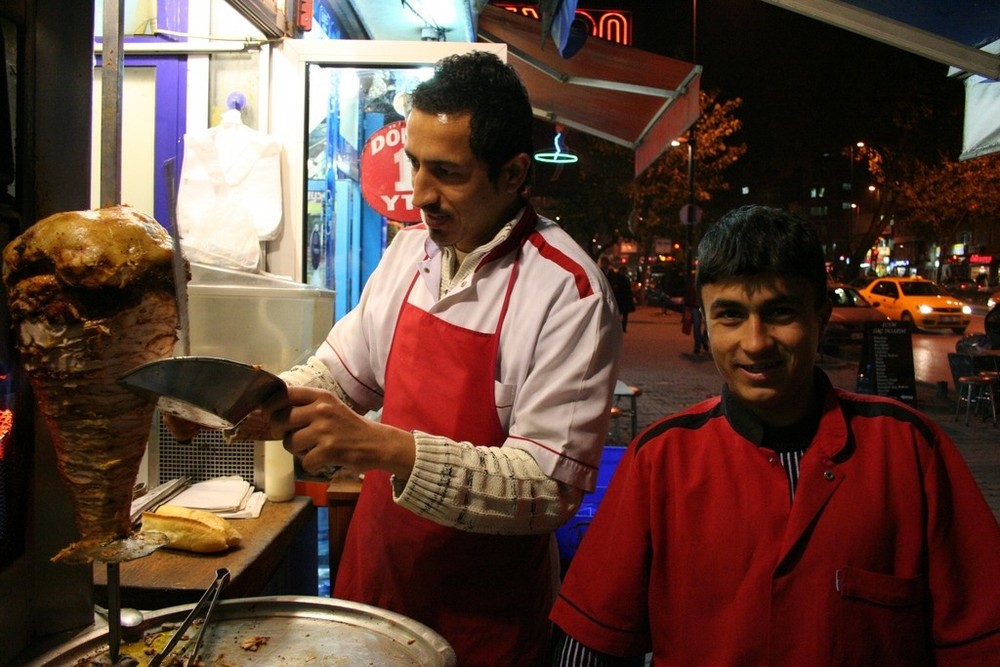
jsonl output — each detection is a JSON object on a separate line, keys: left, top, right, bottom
{"left": 94, "top": 496, "right": 317, "bottom": 610}
{"left": 326, "top": 472, "right": 363, "bottom": 585}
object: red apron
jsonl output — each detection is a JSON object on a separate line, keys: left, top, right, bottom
{"left": 333, "top": 257, "right": 553, "bottom": 666}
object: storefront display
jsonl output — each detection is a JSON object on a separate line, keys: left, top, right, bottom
{"left": 268, "top": 40, "right": 504, "bottom": 316}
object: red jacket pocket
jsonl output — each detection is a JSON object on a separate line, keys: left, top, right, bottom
{"left": 836, "top": 566, "right": 925, "bottom": 607}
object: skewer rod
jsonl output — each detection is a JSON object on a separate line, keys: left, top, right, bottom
{"left": 106, "top": 561, "right": 123, "bottom": 662}
{"left": 99, "top": 0, "right": 124, "bottom": 207}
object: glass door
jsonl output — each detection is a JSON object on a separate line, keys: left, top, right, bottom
{"left": 304, "top": 63, "right": 431, "bottom": 315}
{"left": 269, "top": 40, "right": 505, "bottom": 319}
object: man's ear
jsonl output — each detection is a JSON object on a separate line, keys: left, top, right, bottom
{"left": 501, "top": 153, "right": 531, "bottom": 193}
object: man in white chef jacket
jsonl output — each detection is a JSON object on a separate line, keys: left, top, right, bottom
{"left": 170, "top": 51, "right": 621, "bottom": 666}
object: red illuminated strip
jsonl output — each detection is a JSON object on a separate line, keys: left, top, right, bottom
{"left": 495, "top": 3, "right": 632, "bottom": 45}
{"left": 0, "top": 409, "right": 12, "bottom": 460}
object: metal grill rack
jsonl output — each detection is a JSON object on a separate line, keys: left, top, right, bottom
{"left": 148, "top": 410, "right": 263, "bottom": 488}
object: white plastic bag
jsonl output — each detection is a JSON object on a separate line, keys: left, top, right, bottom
{"left": 178, "top": 193, "right": 261, "bottom": 271}
{"left": 176, "top": 111, "right": 283, "bottom": 271}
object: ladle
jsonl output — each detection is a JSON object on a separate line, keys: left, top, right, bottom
{"left": 94, "top": 602, "right": 145, "bottom": 642}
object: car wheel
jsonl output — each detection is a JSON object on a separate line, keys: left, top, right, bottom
{"left": 901, "top": 312, "right": 913, "bottom": 322}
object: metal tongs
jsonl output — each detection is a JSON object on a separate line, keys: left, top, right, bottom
{"left": 129, "top": 477, "right": 191, "bottom": 526}
{"left": 149, "top": 567, "right": 230, "bottom": 667}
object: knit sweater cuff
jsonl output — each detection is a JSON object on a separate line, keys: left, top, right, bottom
{"left": 392, "top": 431, "right": 582, "bottom": 534}
{"left": 278, "top": 355, "right": 362, "bottom": 412}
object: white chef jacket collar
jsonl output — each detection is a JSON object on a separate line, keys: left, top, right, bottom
{"left": 415, "top": 205, "right": 531, "bottom": 293}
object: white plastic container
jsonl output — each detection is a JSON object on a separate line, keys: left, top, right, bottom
{"left": 264, "top": 440, "right": 296, "bottom": 502}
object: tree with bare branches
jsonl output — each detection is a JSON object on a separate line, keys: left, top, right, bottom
{"left": 896, "top": 153, "right": 1000, "bottom": 280}
{"left": 536, "top": 89, "right": 746, "bottom": 262}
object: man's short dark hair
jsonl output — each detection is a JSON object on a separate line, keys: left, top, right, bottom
{"left": 410, "top": 50, "right": 534, "bottom": 184}
{"left": 696, "top": 205, "right": 828, "bottom": 306}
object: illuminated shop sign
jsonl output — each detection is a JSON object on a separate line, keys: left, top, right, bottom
{"left": 970, "top": 254, "right": 994, "bottom": 264}
{"left": 496, "top": 3, "right": 633, "bottom": 45}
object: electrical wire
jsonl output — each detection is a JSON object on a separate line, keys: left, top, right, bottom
{"left": 400, "top": 0, "right": 448, "bottom": 40}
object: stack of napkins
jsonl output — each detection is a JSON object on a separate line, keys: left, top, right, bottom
{"left": 167, "top": 475, "right": 266, "bottom": 519}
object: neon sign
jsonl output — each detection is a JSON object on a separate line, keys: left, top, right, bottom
{"left": 496, "top": 3, "right": 633, "bottom": 46}
{"left": 534, "top": 129, "right": 579, "bottom": 164}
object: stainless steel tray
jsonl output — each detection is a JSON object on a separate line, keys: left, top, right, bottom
{"left": 28, "top": 595, "right": 456, "bottom": 666}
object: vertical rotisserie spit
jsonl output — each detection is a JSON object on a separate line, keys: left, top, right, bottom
{"left": 3, "top": 205, "right": 184, "bottom": 562}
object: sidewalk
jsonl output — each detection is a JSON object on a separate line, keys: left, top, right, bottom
{"left": 613, "top": 306, "right": 1000, "bottom": 522}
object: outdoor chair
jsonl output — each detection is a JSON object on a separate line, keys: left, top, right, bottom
{"left": 611, "top": 380, "right": 642, "bottom": 442}
{"left": 948, "top": 352, "right": 998, "bottom": 426}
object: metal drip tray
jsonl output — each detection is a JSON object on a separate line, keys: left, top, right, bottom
{"left": 28, "top": 595, "right": 456, "bottom": 666}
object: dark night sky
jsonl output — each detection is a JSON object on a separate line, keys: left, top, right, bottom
{"left": 574, "top": 0, "right": 967, "bottom": 186}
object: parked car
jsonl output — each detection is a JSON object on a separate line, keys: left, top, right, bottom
{"left": 643, "top": 261, "right": 685, "bottom": 309}
{"left": 966, "top": 285, "right": 1000, "bottom": 308}
{"left": 939, "top": 276, "right": 996, "bottom": 306}
{"left": 858, "top": 277, "right": 971, "bottom": 334}
{"left": 849, "top": 275, "right": 878, "bottom": 291}
{"left": 940, "top": 276, "right": 980, "bottom": 295}
{"left": 823, "top": 283, "right": 891, "bottom": 348}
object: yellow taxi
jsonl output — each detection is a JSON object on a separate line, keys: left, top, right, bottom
{"left": 858, "top": 276, "right": 971, "bottom": 334}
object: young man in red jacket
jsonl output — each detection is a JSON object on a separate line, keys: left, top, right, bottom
{"left": 550, "top": 204, "right": 1000, "bottom": 665}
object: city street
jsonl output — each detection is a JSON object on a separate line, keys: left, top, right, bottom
{"left": 611, "top": 306, "right": 1000, "bottom": 522}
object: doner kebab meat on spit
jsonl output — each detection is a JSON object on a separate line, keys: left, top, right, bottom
{"left": 3, "top": 205, "right": 185, "bottom": 563}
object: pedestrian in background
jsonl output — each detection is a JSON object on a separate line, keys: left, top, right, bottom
{"left": 600, "top": 255, "right": 635, "bottom": 332}
{"left": 550, "top": 204, "right": 1000, "bottom": 665}
{"left": 682, "top": 279, "right": 707, "bottom": 354}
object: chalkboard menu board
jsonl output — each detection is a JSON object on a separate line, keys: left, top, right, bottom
{"left": 855, "top": 321, "right": 917, "bottom": 405}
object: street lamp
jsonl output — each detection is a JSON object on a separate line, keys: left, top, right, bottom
{"left": 845, "top": 141, "right": 865, "bottom": 256}
{"left": 672, "top": 136, "right": 697, "bottom": 298}
{"left": 659, "top": 0, "right": 700, "bottom": 303}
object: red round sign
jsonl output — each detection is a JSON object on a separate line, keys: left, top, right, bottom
{"left": 360, "top": 120, "right": 421, "bottom": 223}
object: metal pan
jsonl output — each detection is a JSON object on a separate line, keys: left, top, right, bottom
{"left": 27, "top": 595, "right": 457, "bottom": 666}
{"left": 117, "top": 356, "right": 287, "bottom": 430}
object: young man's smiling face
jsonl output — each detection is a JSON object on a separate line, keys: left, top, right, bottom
{"left": 404, "top": 109, "right": 527, "bottom": 252}
{"left": 702, "top": 275, "right": 831, "bottom": 426}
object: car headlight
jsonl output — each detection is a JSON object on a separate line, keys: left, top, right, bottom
{"left": 963, "top": 305, "right": 972, "bottom": 315}
{"left": 919, "top": 304, "right": 934, "bottom": 315}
